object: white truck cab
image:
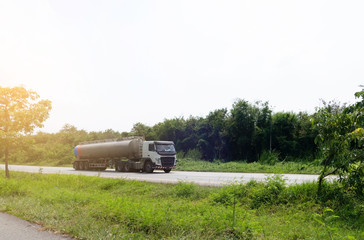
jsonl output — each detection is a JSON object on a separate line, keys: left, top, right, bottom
{"left": 143, "top": 141, "right": 177, "bottom": 173}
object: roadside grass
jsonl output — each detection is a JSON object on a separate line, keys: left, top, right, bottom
{"left": 176, "top": 158, "right": 324, "bottom": 174}
{"left": 1, "top": 171, "right": 363, "bottom": 239}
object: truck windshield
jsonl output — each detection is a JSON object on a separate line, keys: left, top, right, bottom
{"left": 156, "top": 144, "right": 176, "bottom": 154}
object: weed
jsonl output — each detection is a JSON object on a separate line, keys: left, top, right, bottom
{"left": 176, "top": 157, "right": 325, "bottom": 174}
{"left": 210, "top": 184, "right": 248, "bottom": 206}
{"left": 251, "top": 175, "right": 287, "bottom": 208}
{"left": 0, "top": 178, "right": 27, "bottom": 196}
{"left": 313, "top": 207, "right": 340, "bottom": 239}
{"left": 259, "top": 150, "right": 280, "bottom": 165}
{"left": 174, "top": 181, "right": 198, "bottom": 199}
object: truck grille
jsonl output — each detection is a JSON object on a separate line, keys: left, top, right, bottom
{"left": 161, "top": 157, "right": 175, "bottom": 167}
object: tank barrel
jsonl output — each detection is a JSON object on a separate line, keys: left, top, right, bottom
{"left": 74, "top": 138, "right": 143, "bottom": 160}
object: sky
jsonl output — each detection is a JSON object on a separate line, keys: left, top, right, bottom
{"left": 0, "top": 0, "right": 363, "bottom": 133}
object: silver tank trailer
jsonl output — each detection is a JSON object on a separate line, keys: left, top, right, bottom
{"left": 75, "top": 138, "right": 142, "bottom": 160}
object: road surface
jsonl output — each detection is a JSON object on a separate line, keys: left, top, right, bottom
{"left": 0, "top": 212, "right": 72, "bottom": 240}
{"left": 0, "top": 164, "right": 334, "bottom": 186}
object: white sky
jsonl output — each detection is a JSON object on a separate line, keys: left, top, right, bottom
{"left": 0, "top": 0, "right": 363, "bottom": 133}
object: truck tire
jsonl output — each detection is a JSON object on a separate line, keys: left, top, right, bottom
{"left": 79, "top": 161, "right": 84, "bottom": 170}
{"left": 164, "top": 168, "right": 171, "bottom": 173}
{"left": 84, "top": 162, "right": 89, "bottom": 170}
{"left": 143, "top": 161, "right": 154, "bottom": 173}
{"left": 74, "top": 161, "right": 80, "bottom": 170}
{"left": 115, "top": 163, "right": 122, "bottom": 172}
{"left": 124, "top": 162, "right": 131, "bottom": 172}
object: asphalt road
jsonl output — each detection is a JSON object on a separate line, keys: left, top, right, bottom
{"left": 0, "top": 212, "right": 72, "bottom": 240}
{"left": 0, "top": 164, "right": 334, "bottom": 186}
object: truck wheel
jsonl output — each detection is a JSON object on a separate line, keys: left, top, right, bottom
{"left": 164, "top": 168, "right": 171, "bottom": 173}
{"left": 115, "top": 164, "right": 122, "bottom": 172}
{"left": 124, "top": 162, "right": 131, "bottom": 172}
{"left": 74, "top": 162, "right": 80, "bottom": 170}
{"left": 143, "top": 161, "right": 154, "bottom": 173}
{"left": 79, "top": 162, "right": 84, "bottom": 170}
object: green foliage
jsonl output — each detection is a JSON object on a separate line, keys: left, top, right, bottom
{"left": 227, "top": 100, "right": 271, "bottom": 161}
{"left": 0, "top": 86, "right": 51, "bottom": 135}
{"left": 0, "top": 178, "right": 27, "bottom": 196}
{"left": 313, "top": 208, "right": 341, "bottom": 240}
{"left": 174, "top": 182, "right": 201, "bottom": 199}
{"left": 177, "top": 157, "right": 324, "bottom": 174}
{"left": 313, "top": 89, "right": 364, "bottom": 197}
{"left": 0, "top": 86, "right": 52, "bottom": 178}
{"left": 250, "top": 175, "right": 287, "bottom": 208}
{"left": 183, "top": 148, "right": 202, "bottom": 160}
{"left": 258, "top": 150, "right": 279, "bottom": 165}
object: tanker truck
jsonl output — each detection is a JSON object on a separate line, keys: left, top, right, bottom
{"left": 73, "top": 137, "right": 176, "bottom": 173}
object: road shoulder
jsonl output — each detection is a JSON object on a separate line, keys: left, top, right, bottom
{"left": 0, "top": 212, "right": 73, "bottom": 240}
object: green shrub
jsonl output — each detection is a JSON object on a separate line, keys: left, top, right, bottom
{"left": 174, "top": 182, "right": 199, "bottom": 199}
{"left": 210, "top": 184, "right": 248, "bottom": 206}
{"left": 184, "top": 148, "right": 202, "bottom": 160}
{"left": 258, "top": 150, "right": 280, "bottom": 165}
{"left": 251, "top": 175, "right": 287, "bottom": 208}
{"left": 285, "top": 182, "right": 317, "bottom": 203}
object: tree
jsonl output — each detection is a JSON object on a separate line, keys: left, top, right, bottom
{"left": 227, "top": 100, "right": 256, "bottom": 161}
{"left": 271, "top": 112, "right": 298, "bottom": 158}
{"left": 295, "top": 112, "right": 317, "bottom": 159}
{"left": 130, "top": 122, "right": 155, "bottom": 140}
{"left": 313, "top": 89, "right": 363, "bottom": 196}
{"left": 0, "top": 86, "right": 51, "bottom": 178}
{"left": 252, "top": 102, "right": 272, "bottom": 159}
{"left": 197, "top": 109, "right": 228, "bottom": 161}
{"left": 227, "top": 100, "right": 272, "bottom": 161}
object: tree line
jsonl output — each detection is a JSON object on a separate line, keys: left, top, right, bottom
{"left": 132, "top": 100, "right": 317, "bottom": 162}
{"left": 1, "top": 88, "right": 362, "bottom": 168}
{"left": 2, "top": 99, "right": 318, "bottom": 166}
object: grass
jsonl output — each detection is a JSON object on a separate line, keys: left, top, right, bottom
{"left": 0, "top": 170, "right": 363, "bottom": 239}
{"left": 176, "top": 158, "right": 324, "bottom": 174}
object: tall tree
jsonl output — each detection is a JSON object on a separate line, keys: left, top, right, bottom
{"left": 197, "top": 109, "right": 228, "bottom": 161}
{"left": 252, "top": 101, "right": 272, "bottom": 159}
{"left": 295, "top": 112, "right": 317, "bottom": 158}
{"left": 178, "top": 116, "right": 200, "bottom": 154}
{"left": 227, "top": 100, "right": 257, "bottom": 161}
{"left": 0, "top": 86, "right": 51, "bottom": 178}
{"left": 271, "top": 112, "right": 298, "bottom": 158}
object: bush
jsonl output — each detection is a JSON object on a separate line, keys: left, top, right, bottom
{"left": 174, "top": 182, "right": 199, "bottom": 199}
{"left": 184, "top": 149, "right": 202, "bottom": 160}
{"left": 210, "top": 184, "right": 248, "bottom": 206}
{"left": 251, "top": 175, "right": 287, "bottom": 208}
{"left": 258, "top": 150, "right": 280, "bottom": 165}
